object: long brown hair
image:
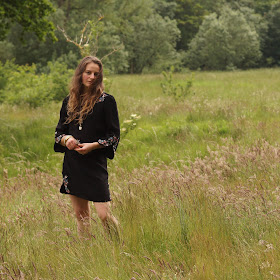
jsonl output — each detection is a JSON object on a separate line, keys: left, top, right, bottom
{"left": 66, "top": 56, "right": 104, "bottom": 125}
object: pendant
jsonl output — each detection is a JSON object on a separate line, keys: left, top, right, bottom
{"left": 79, "top": 125, "right": 82, "bottom": 130}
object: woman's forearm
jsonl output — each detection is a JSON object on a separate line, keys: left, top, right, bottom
{"left": 90, "top": 142, "right": 103, "bottom": 150}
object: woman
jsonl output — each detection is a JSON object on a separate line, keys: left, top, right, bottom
{"left": 54, "top": 56, "right": 120, "bottom": 238}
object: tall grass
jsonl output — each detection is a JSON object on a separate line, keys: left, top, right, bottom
{"left": 1, "top": 140, "right": 280, "bottom": 279}
{"left": 1, "top": 69, "right": 280, "bottom": 279}
{"left": 0, "top": 103, "right": 63, "bottom": 177}
{"left": 1, "top": 69, "right": 280, "bottom": 174}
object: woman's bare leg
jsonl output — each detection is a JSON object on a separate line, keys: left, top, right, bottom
{"left": 94, "top": 202, "right": 120, "bottom": 240}
{"left": 69, "top": 195, "right": 91, "bottom": 237}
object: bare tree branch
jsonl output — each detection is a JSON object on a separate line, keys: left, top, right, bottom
{"left": 57, "top": 16, "right": 121, "bottom": 60}
{"left": 57, "top": 25, "right": 82, "bottom": 50}
{"left": 101, "top": 46, "right": 124, "bottom": 61}
{"left": 79, "top": 22, "right": 88, "bottom": 45}
{"left": 85, "top": 32, "right": 92, "bottom": 44}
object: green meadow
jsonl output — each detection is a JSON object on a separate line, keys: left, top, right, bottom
{"left": 1, "top": 69, "right": 280, "bottom": 279}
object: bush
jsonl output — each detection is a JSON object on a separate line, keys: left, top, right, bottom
{"left": 0, "top": 60, "right": 72, "bottom": 107}
{"left": 46, "top": 61, "right": 73, "bottom": 101}
{"left": 0, "top": 60, "right": 18, "bottom": 102}
{"left": 161, "top": 66, "right": 194, "bottom": 100}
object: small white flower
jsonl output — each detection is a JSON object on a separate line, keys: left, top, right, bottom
{"left": 121, "top": 128, "right": 127, "bottom": 132}
{"left": 123, "top": 120, "right": 133, "bottom": 124}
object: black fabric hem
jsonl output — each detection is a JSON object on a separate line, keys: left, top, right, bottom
{"left": 60, "top": 190, "right": 111, "bottom": 202}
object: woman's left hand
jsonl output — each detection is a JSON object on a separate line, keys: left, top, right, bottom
{"left": 74, "top": 142, "right": 102, "bottom": 155}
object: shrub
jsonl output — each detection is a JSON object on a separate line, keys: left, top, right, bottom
{"left": 0, "top": 60, "right": 72, "bottom": 107}
{"left": 160, "top": 66, "right": 194, "bottom": 100}
{"left": 46, "top": 61, "right": 73, "bottom": 101}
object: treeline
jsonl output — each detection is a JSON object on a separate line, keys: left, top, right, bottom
{"left": 1, "top": 0, "right": 280, "bottom": 73}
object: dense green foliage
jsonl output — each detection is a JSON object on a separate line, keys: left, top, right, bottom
{"left": 174, "top": 0, "right": 224, "bottom": 50}
{"left": 263, "top": 3, "right": 280, "bottom": 66}
{"left": 1, "top": 0, "right": 280, "bottom": 72}
{"left": 1, "top": 70, "right": 280, "bottom": 278}
{"left": 0, "top": 0, "right": 56, "bottom": 41}
{"left": 186, "top": 7, "right": 262, "bottom": 70}
{"left": 0, "top": 60, "right": 73, "bottom": 107}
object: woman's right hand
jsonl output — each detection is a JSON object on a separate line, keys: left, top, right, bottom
{"left": 66, "top": 137, "right": 79, "bottom": 150}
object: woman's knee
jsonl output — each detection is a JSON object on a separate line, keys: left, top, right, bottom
{"left": 94, "top": 203, "right": 110, "bottom": 222}
{"left": 74, "top": 207, "right": 89, "bottom": 220}
{"left": 70, "top": 195, "right": 90, "bottom": 220}
{"left": 97, "top": 210, "right": 109, "bottom": 222}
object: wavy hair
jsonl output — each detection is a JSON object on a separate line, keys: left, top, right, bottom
{"left": 66, "top": 56, "right": 104, "bottom": 125}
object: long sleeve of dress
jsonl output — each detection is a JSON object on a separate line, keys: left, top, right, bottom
{"left": 54, "top": 98, "right": 69, "bottom": 153}
{"left": 98, "top": 95, "right": 120, "bottom": 159}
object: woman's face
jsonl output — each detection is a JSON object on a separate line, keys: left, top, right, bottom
{"left": 82, "top": 62, "right": 100, "bottom": 88}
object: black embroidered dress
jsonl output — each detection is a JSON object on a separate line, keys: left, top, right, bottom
{"left": 54, "top": 93, "right": 120, "bottom": 202}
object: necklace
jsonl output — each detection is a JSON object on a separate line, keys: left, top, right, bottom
{"left": 78, "top": 103, "right": 83, "bottom": 130}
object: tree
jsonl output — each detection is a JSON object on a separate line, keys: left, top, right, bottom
{"left": 126, "top": 14, "right": 180, "bottom": 73}
{"left": 174, "top": 0, "right": 224, "bottom": 50}
{"left": 238, "top": 6, "right": 268, "bottom": 52}
{"left": 220, "top": 2, "right": 268, "bottom": 66}
{"left": 186, "top": 6, "right": 261, "bottom": 70}
{"left": 263, "top": 3, "right": 280, "bottom": 66}
{"left": 0, "top": 0, "right": 56, "bottom": 41}
{"left": 4, "top": 7, "right": 79, "bottom": 68}
{"left": 97, "top": 22, "right": 129, "bottom": 73}
{"left": 57, "top": 16, "right": 129, "bottom": 73}
{"left": 252, "top": 0, "right": 276, "bottom": 15}
{"left": 153, "top": 0, "right": 177, "bottom": 19}
{"left": 224, "top": 0, "right": 276, "bottom": 15}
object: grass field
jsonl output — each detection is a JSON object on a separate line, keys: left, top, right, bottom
{"left": 1, "top": 69, "right": 280, "bottom": 279}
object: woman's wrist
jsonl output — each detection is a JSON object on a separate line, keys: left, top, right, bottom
{"left": 61, "top": 135, "right": 73, "bottom": 146}
{"left": 91, "top": 142, "right": 103, "bottom": 150}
